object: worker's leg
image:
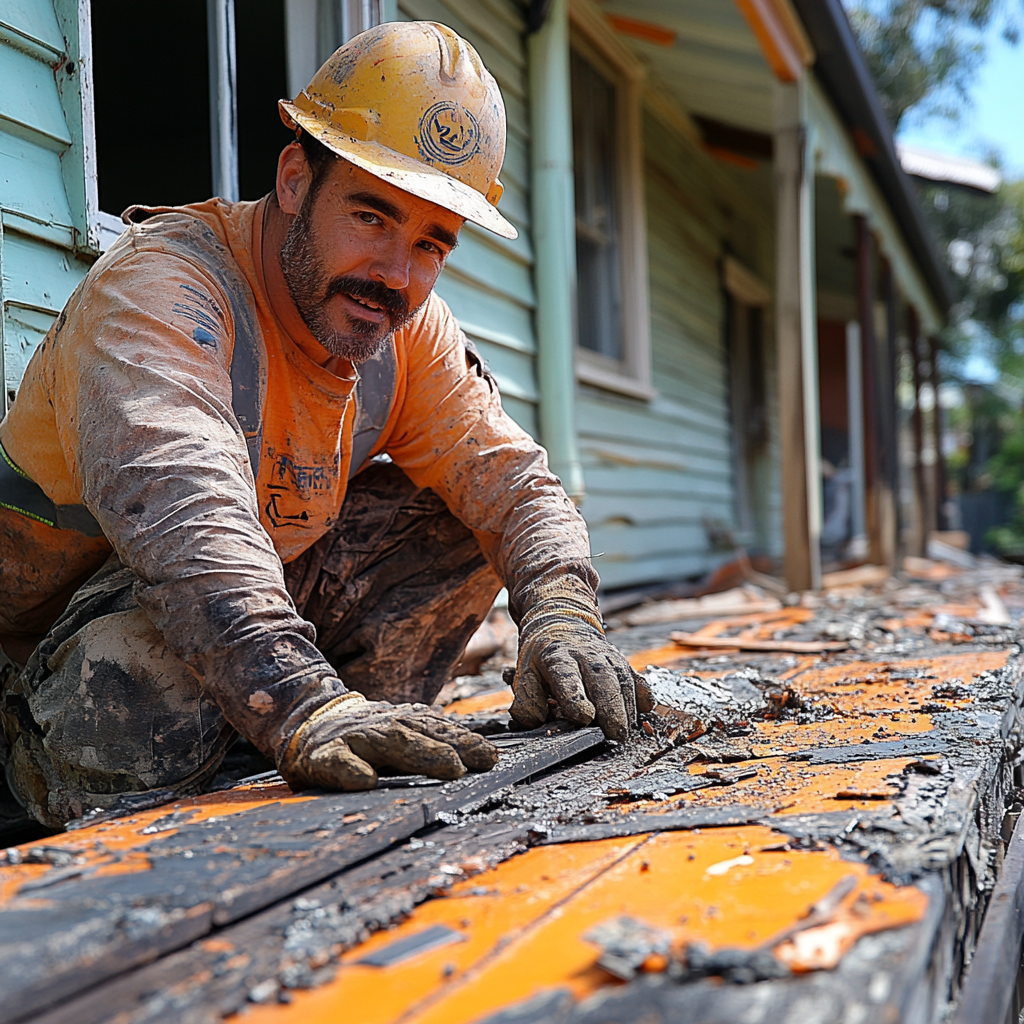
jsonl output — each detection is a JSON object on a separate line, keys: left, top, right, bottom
{"left": 0, "top": 556, "right": 233, "bottom": 829}
{"left": 0, "top": 465, "right": 499, "bottom": 827}
{"left": 284, "top": 461, "right": 503, "bottom": 705}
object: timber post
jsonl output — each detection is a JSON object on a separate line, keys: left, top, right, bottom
{"left": 908, "top": 307, "right": 930, "bottom": 555}
{"left": 773, "top": 79, "right": 821, "bottom": 591}
{"left": 928, "top": 334, "right": 949, "bottom": 530}
{"left": 855, "top": 214, "right": 884, "bottom": 567}
{"left": 881, "top": 258, "right": 901, "bottom": 566}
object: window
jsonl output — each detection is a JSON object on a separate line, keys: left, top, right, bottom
{"left": 724, "top": 256, "right": 771, "bottom": 546}
{"left": 569, "top": 3, "right": 650, "bottom": 398}
{"left": 88, "top": 0, "right": 384, "bottom": 250}
{"left": 572, "top": 50, "right": 622, "bottom": 363}
{"left": 283, "top": 0, "right": 386, "bottom": 96}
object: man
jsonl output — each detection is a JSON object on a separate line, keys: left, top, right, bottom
{"left": 0, "top": 21, "right": 638, "bottom": 830}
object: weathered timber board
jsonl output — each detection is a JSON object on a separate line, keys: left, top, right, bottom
{"left": 13, "top": 578, "right": 1024, "bottom": 1024}
{"left": 28, "top": 821, "right": 535, "bottom": 1024}
{"left": 952, "top": 808, "right": 1024, "bottom": 1024}
{"left": 0, "top": 789, "right": 422, "bottom": 1023}
{"left": 1, "top": 728, "right": 603, "bottom": 1023}
{"left": 472, "top": 875, "right": 948, "bottom": 1024}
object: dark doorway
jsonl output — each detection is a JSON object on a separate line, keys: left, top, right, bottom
{"left": 92, "top": 0, "right": 212, "bottom": 212}
{"left": 237, "top": 0, "right": 292, "bottom": 200}
{"left": 91, "top": 0, "right": 290, "bottom": 213}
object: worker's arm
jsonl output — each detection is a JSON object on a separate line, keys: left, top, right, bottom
{"left": 53, "top": 249, "right": 494, "bottom": 786}
{"left": 384, "top": 295, "right": 638, "bottom": 739}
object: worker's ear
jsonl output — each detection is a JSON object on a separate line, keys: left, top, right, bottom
{"left": 276, "top": 141, "right": 313, "bottom": 216}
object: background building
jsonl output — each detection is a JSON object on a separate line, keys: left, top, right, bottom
{"left": 0, "top": 0, "right": 952, "bottom": 591}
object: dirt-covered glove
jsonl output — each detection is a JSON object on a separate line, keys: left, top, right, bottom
{"left": 278, "top": 691, "right": 499, "bottom": 791}
{"left": 509, "top": 575, "right": 638, "bottom": 740}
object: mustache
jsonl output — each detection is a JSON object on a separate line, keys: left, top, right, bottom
{"left": 325, "top": 276, "right": 409, "bottom": 319}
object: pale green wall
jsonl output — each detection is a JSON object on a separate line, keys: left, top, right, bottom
{"left": 397, "top": 0, "right": 539, "bottom": 437}
{"left": 0, "top": 0, "right": 93, "bottom": 409}
{"left": 580, "top": 113, "right": 781, "bottom": 589}
{"left": 388, "top": 5, "right": 784, "bottom": 590}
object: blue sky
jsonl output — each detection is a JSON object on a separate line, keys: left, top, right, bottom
{"left": 896, "top": 17, "right": 1024, "bottom": 177}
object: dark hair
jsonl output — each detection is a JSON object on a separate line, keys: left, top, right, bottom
{"left": 298, "top": 129, "right": 338, "bottom": 186}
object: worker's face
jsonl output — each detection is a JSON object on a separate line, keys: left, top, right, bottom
{"left": 277, "top": 147, "right": 462, "bottom": 362}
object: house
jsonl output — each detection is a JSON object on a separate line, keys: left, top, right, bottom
{"left": 0, "top": 0, "right": 952, "bottom": 592}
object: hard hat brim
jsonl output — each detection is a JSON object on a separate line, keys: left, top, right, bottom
{"left": 281, "top": 101, "right": 518, "bottom": 241}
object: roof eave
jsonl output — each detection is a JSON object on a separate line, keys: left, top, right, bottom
{"left": 790, "top": 0, "right": 956, "bottom": 316}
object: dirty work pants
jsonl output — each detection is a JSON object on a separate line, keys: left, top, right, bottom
{"left": 0, "top": 463, "right": 502, "bottom": 829}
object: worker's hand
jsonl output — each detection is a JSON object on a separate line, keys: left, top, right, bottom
{"left": 279, "top": 692, "right": 499, "bottom": 791}
{"left": 509, "top": 577, "right": 638, "bottom": 741}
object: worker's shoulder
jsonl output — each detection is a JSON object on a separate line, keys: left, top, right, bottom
{"left": 105, "top": 199, "right": 251, "bottom": 279}
{"left": 86, "top": 200, "right": 261, "bottom": 327}
{"left": 397, "top": 290, "right": 461, "bottom": 350}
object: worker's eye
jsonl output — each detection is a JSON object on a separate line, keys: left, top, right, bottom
{"left": 356, "top": 211, "right": 382, "bottom": 225}
{"left": 417, "top": 240, "right": 442, "bottom": 255}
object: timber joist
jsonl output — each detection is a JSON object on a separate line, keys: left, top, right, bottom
{"left": 4, "top": 563, "right": 1024, "bottom": 1023}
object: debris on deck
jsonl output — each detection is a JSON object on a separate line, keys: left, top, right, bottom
{"left": 3, "top": 555, "right": 1024, "bottom": 1024}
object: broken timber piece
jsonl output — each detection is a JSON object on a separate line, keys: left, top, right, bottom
{"left": 616, "top": 587, "right": 781, "bottom": 627}
{"left": 669, "top": 632, "right": 850, "bottom": 653}
{"left": 820, "top": 564, "right": 890, "bottom": 589}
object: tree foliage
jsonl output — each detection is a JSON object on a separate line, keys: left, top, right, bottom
{"left": 846, "top": 0, "right": 1001, "bottom": 128}
{"left": 923, "top": 180, "right": 1024, "bottom": 363}
{"left": 846, "top": 0, "right": 1024, "bottom": 551}
{"left": 916, "top": 177, "right": 1024, "bottom": 551}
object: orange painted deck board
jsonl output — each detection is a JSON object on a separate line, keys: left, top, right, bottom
{"left": 5, "top": 569, "right": 1024, "bottom": 1024}
{"left": 240, "top": 828, "right": 927, "bottom": 1024}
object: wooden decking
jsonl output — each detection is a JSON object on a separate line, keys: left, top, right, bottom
{"left": 3, "top": 562, "right": 1024, "bottom": 1023}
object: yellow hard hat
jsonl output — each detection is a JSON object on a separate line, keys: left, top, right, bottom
{"left": 279, "top": 21, "right": 516, "bottom": 240}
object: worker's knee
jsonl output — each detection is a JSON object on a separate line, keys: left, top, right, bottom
{"left": 2, "top": 603, "right": 231, "bottom": 829}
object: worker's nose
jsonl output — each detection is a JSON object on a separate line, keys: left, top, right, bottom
{"left": 369, "top": 241, "right": 411, "bottom": 292}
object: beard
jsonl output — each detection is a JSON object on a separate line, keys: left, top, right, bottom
{"left": 280, "top": 185, "right": 413, "bottom": 363}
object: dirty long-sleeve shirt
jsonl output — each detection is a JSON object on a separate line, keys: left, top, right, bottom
{"left": 0, "top": 198, "right": 594, "bottom": 754}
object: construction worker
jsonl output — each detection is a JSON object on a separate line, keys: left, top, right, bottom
{"left": 0, "top": 22, "right": 640, "bottom": 831}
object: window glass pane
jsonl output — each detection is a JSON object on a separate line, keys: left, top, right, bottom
{"left": 237, "top": 0, "right": 292, "bottom": 200}
{"left": 92, "top": 0, "right": 211, "bottom": 212}
{"left": 570, "top": 48, "right": 622, "bottom": 362}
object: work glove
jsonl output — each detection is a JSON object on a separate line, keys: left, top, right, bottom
{"left": 509, "top": 574, "right": 638, "bottom": 741}
{"left": 279, "top": 691, "right": 499, "bottom": 791}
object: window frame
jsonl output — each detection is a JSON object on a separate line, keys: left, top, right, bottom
{"left": 568, "top": 0, "right": 651, "bottom": 401}
{"left": 84, "top": 0, "right": 390, "bottom": 253}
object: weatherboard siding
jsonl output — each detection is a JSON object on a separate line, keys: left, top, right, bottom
{"left": 390, "top": 5, "right": 784, "bottom": 590}
{"left": 397, "top": 0, "right": 539, "bottom": 436}
{"left": 580, "top": 112, "right": 780, "bottom": 590}
{"left": 0, "top": 0, "right": 92, "bottom": 407}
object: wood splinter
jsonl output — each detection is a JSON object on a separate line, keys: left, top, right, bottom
{"left": 669, "top": 633, "right": 851, "bottom": 654}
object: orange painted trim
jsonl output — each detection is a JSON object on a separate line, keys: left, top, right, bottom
{"left": 606, "top": 14, "right": 676, "bottom": 47}
{"left": 732, "top": 0, "right": 814, "bottom": 83}
{"left": 702, "top": 143, "right": 760, "bottom": 170}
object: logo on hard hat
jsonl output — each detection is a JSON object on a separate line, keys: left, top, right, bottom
{"left": 418, "top": 101, "right": 480, "bottom": 167}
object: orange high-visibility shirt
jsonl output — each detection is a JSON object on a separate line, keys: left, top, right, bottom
{"left": 0, "top": 199, "right": 591, "bottom": 751}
